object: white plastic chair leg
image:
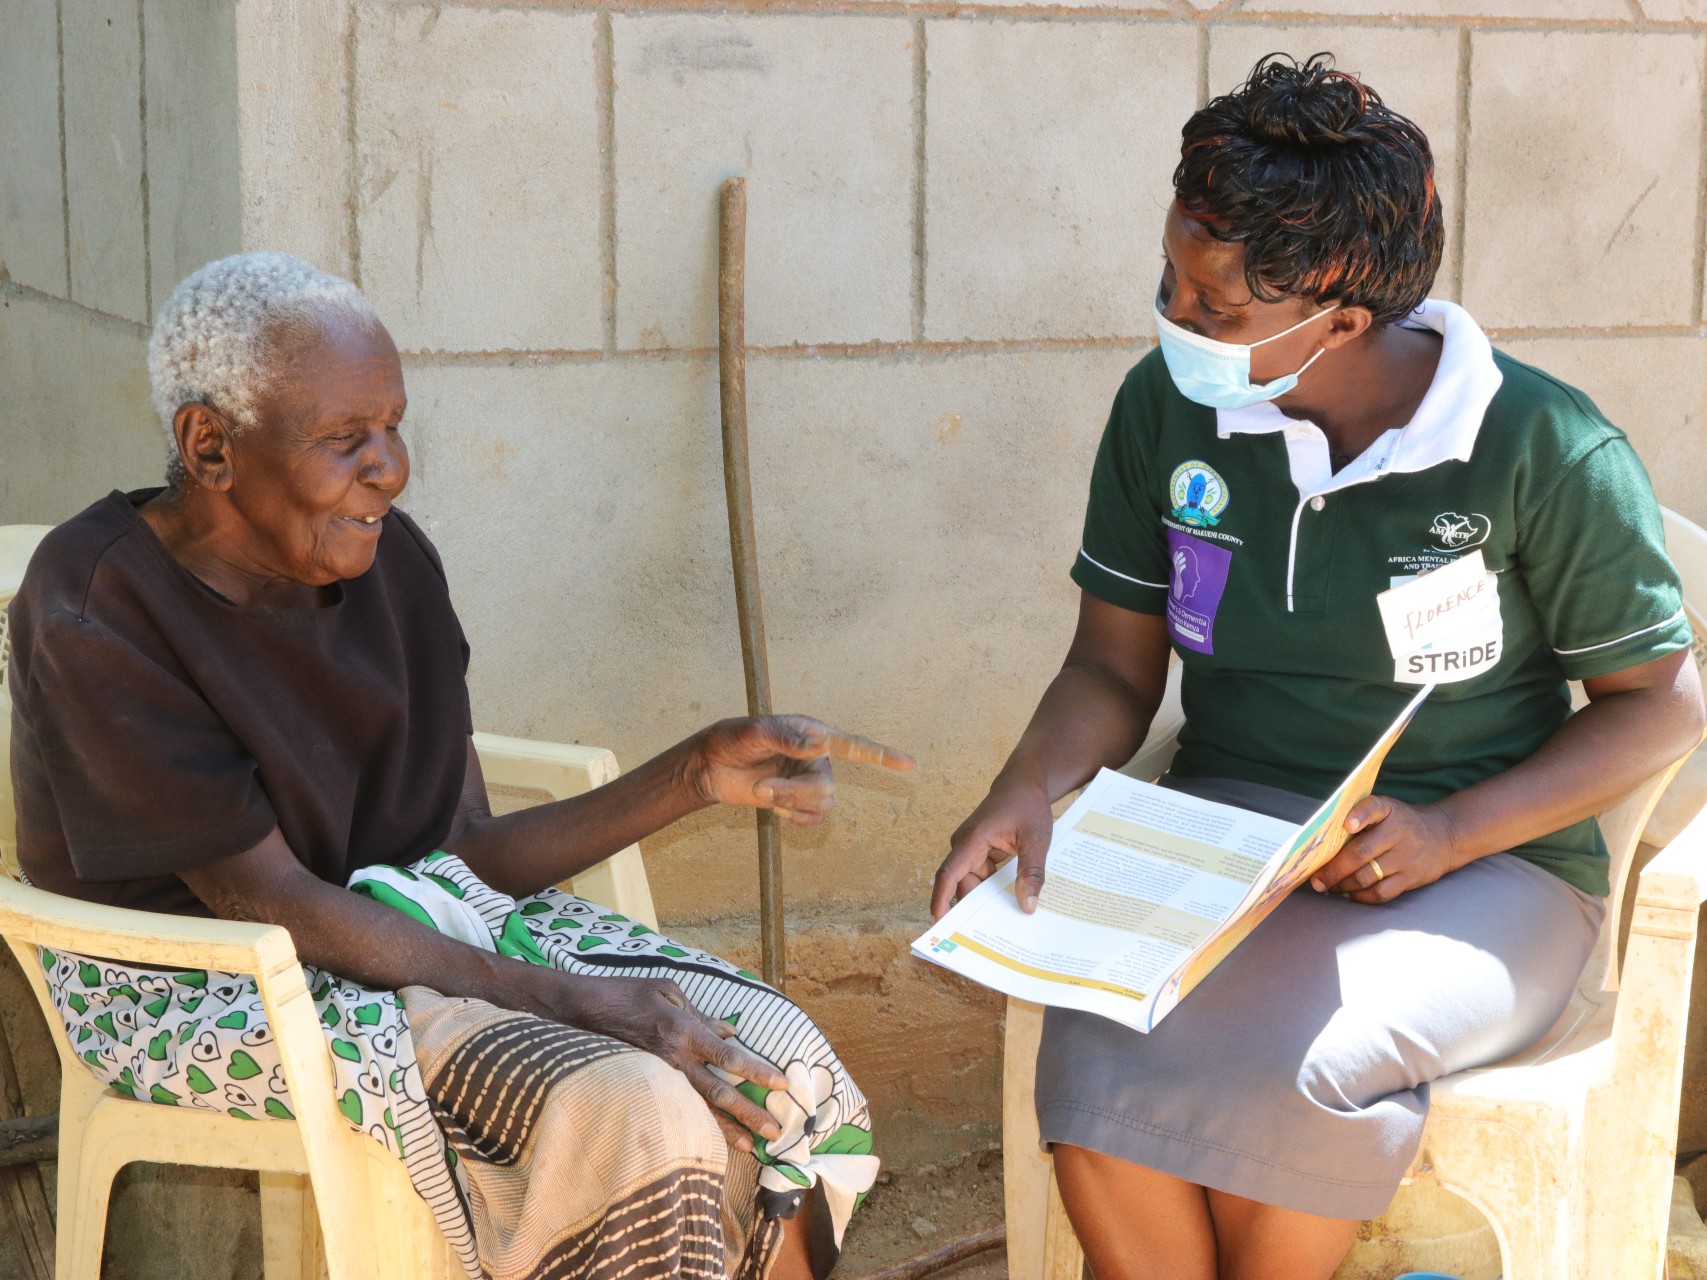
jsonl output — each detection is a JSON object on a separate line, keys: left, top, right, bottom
{"left": 55, "top": 1135, "right": 129, "bottom": 1280}
{"left": 1473, "top": 1196, "right": 1565, "bottom": 1280}
{"left": 1422, "top": 1112, "right": 1573, "bottom": 1280}
{"left": 1004, "top": 998, "right": 1050, "bottom": 1280}
{"left": 261, "top": 1170, "right": 321, "bottom": 1280}
{"left": 1043, "top": 1171, "right": 1086, "bottom": 1280}
{"left": 1003, "top": 997, "right": 1087, "bottom": 1280}
{"left": 54, "top": 1168, "right": 113, "bottom": 1280}
{"left": 52, "top": 1069, "right": 114, "bottom": 1280}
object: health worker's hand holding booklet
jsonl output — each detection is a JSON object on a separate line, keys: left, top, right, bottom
{"left": 912, "top": 683, "right": 1434, "bottom": 1033}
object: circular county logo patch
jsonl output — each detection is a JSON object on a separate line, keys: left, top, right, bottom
{"left": 1169, "top": 460, "right": 1230, "bottom": 528}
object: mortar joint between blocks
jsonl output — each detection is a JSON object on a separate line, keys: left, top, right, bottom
{"left": 393, "top": 2, "right": 1707, "bottom": 31}
{"left": 136, "top": 0, "right": 152, "bottom": 321}
{"left": 598, "top": 9, "right": 618, "bottom": 355}
{"left": 55, "top": 0, "right": 71, "bottom": 300}
{"left": 1694, "top": 31, "right": 1707, "bottom": 328}
{"left": 911, "top": 16, "right": 927, "bottom": 345}
{"left": 1452, "top": 25, "right": 1472, "bottom": 306}
{"left": 1, "top": 279, "right": 152, "bottom": 336}
{"left": 1195, "top": 22, "right": 1209, "bottom": 107}
{"left": 346, "top": 2, "right": 363, "bottom": 289}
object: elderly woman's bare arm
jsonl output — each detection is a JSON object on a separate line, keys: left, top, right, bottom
{"left": 176, "top": 715, "right": 909, "bottom": 1144}
{"left": 178, "top": 827, "right": 788, "bottom": 1149}
{"left": 441, "top": 714, "right": 914, "bottom": 900}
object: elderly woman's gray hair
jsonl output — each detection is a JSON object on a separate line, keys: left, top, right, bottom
{"left": 147, "top": 251, "right": 381, "bottom": 483}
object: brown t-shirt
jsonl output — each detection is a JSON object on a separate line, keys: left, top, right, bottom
{"left": 8, "top": 489, "right": 474, "bottom": 916}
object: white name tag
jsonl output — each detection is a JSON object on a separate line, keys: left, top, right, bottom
{"left": 1376, "top": 550, "right": 1503, "bottom": 685}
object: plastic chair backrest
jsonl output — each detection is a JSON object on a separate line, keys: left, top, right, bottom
{"left": 1578, "top": 506, "right": 1707, "bottom": 997}
{"left": 0, "top": 526, "right": 53, "bottom": 879}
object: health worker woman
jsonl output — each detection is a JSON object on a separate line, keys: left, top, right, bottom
{"left": 932, "top": 54, "right": 1705, "bottom": 1280}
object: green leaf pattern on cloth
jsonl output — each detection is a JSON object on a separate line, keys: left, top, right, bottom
{"left": 37, "top": 945, "right": 463, "bottom": 1270}
{"left": 38, "top": 850, "right": 877, "bottom": 1274}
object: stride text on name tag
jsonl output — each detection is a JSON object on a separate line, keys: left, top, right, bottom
{"left": 1400, "top": 638, "right": 1502, "bottom": 679}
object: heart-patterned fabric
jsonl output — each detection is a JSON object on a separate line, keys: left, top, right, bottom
{"left": 36, "top": 851, "right": 877, "bottom": 1280}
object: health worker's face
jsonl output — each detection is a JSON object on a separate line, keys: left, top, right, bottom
{"left": 1157, "top": 202, "right": 1332, "bottom": 385}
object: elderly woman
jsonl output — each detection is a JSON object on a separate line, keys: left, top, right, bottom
{"left": 933, "top": 56, "right": 1704, "bottom": 1280}
{"left": 9, "top": 252, "right": 911, "bottom": 1280}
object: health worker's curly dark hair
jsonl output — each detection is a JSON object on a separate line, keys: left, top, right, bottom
{"left": 1173, "top": 53, "right": 1443, "bottom": 326}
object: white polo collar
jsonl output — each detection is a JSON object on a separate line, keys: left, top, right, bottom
{"left": 1212, "top": 299, "right": 1503, "bottom": 499}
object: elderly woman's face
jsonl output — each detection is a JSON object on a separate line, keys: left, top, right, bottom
{"left": 230, "top": 319, "right": 409, "bottom": 587}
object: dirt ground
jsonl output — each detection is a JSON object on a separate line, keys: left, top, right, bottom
{"left": 840, "top": 1142, "right": 1008, "bottom": 1280}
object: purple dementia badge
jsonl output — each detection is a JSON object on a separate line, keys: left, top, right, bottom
{"left": 1166, "top": 528, "right": 1231, "bottom": 655}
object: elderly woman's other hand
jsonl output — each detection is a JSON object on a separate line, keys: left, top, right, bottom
{"left": 690, "top": 715, "right": 914, "bottom": 825}
{"left": 550, "top": 973, "right": 791, "bottom": 1151}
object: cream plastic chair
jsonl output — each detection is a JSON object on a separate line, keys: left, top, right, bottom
{"left": 1003, "top": 507, "right": 1707, "bottom": 1280}
{"left": 0, "top": 523, "right": 660, "bottom": 1280}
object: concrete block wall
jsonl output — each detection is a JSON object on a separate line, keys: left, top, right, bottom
{"left": 6, "top": 3, "right": 1707, "bottom": 1260}
{"left": 305, "top": 2, "right": 1707, "bottom": 926}
{"left": 0, "top": 0, "right": 239, "bottom": 520}
{"left": 273, "top": 2, "right": 1707, "bottom": 1176}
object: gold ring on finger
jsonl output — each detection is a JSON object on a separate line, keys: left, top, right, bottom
{"left": 1369, "top": 859, "right": 1385, "bottom": 881}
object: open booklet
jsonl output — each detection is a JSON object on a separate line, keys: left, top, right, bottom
{"left": 913, "top": 683, "right": 1434, "bottom": 1033}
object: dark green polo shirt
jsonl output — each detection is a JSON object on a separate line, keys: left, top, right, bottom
{"left": 1073, "top": 337, "right": 1690, "bottom": 896}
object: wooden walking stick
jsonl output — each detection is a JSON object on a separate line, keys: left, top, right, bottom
{"left": 718, "top": 177, "right": 786, "bottom": 992}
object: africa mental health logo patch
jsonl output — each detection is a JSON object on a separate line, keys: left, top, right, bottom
{"left": 1169, "top": 460, "right": 1230, "bottom": 528}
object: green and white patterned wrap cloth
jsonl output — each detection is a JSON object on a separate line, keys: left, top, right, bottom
{"left": 39, "top": 851, "right": 878, "bottom": 1280}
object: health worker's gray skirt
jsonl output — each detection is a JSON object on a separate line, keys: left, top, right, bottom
{"left": 1034, "top": 776, "right": 1605, "bottom": 1220}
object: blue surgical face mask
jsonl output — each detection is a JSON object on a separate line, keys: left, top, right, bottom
{"left": 1154, "top": 287, "right": 1338, "bottom": 410}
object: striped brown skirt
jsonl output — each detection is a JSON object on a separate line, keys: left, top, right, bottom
{"left": 405, "top": 985, "right": 779, "bottom": 1280}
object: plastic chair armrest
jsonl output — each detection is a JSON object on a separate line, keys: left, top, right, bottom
{"left": 1633, "top": 808, "right": 1707, "bottom": 910}
{"left": 1118, "top": 657, "right": 1185, "bottom": 784}
{"left": 471, "top": 731, "right": 660, "bottom": 930}
{"left": 1124, "top": 736, "right": 1182, "bottom": 786}
{"left": 472, "top": 730, "right": 619, "bottom": 800}
{"left": 0, "top": 877, "right": 342, "bottom": 1150}
{"left": 0, "top": 875, "right": 294, "bottom": 977}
